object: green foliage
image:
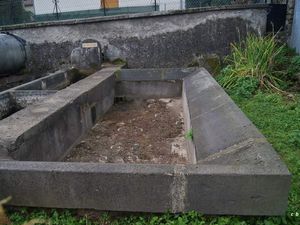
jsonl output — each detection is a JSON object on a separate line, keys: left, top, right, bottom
{"left": 289, "top": 130, "right": 300, "bottom": 148}
{"left": 287, "top": 55, "right": 300, "bottom": 79}
{"left": 217, "top": 76, "right": 259, "bottom": 98}
{"left": 218, "top": 34, "right": 291, "bottom": 93}
{"left": 185, "top": 129, "right": 193, "bottom": 140}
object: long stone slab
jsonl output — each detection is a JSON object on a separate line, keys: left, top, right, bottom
{"left": 0, "top": 67, "right": 117, "bottom": 161}
{"left": 0, "top": 161, "right": 290, "bottom": 215}
{"left": 117, "top": 68, "right": 199, "bottom": 81}
{"left": 182, "top": 68, "right": 290, "bottom": 214}
{"left": 115, "top": 68, "right": 199, "bottom": 98}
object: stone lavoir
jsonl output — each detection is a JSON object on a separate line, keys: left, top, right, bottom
{"left": 0, "top": 67, "right": 290, "bottom": 215}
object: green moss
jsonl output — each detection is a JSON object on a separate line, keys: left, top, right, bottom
{"left": 187, "top": 54, "right": 222, "bottom": 75}
{"left": 111, "top": 58, "right": 127, "bottom": 66}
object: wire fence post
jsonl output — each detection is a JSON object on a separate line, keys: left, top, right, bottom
{"left": 102, "top": 0, "right": 107, "bottom": 16}
{"left": 53, "top": 0, "right": 59, "bottom": 20}
{"left": 154, "top": 0, "right": 157, "bottom": 11}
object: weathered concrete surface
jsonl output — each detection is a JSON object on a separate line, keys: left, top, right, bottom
{"left": 0, "top": 5, "right": 267, "bottom": 73}
{"left": 182, "top": 68, "right": 290, "bottom": 214}
{"left": 0, "top": 67, "right": 291, "bottom": 215}
{"left": 0, "top": 67, "right": 118, "bottom": 161}
{"left": 184, "top": 164, "right": 290, "bottom": 215}
{"left": 117, "top": 68, "right": 199, "bottom": 81}
{"left": 116, "top": 81, "right": 182, "bottom": 98}
{"left": 0, "top": 161, "right": 290, "bottom": 215}
{"left": 0, "top": 162, "right": 176, "bottom": 212}
{"left": 116, "top": 68, "right": 199, "bottom": 98}
{"left": 182, "top": 80, "right": 196, "bottom": 164}
{"left": 184, "top": 69, "right": 264, "bottom": 160}
{"left": 71, "top": 39, "right": 102, "bottom": 74}
{"left": 0, "top": 90, "right": 56, "bottom": 120}
{"left": 10, "top": 90, "right": 57, "bottom": 107}
{"left": 10, "top": 69, "right": 84, "bottom": 91}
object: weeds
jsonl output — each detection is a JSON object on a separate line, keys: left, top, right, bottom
{"left": 185, "top": 129, "right": 193, "bottom": 140}
{"left": 218, "top": 34, "right": 296, "bottom": 93}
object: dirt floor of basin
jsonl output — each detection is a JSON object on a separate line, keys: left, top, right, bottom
{"left": 64, "top": 98, "right": 187, "bottom": 164}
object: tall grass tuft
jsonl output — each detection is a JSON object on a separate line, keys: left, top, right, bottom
{"left": 218, "top": 34, "right": 288, "bottom": 93}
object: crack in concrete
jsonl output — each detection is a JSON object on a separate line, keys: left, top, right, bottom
{"left": 191, "top": 101, "right": 228, "bottom": 122}
{"left": 198, "top": 138, "right": 267, "bottom": 163}
{"left": 171, "top": 165, "right": 186, "bottom": 213}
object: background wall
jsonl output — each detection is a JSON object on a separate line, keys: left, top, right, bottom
{"left": 290, "top": 0, "right": 300, "bottom": 53}
{"left": 0, "top": 5, "right": 267, "bottom": 74}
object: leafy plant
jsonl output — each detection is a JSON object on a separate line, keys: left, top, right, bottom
{"left": 289, "top": 130, "right": 300, "bottom": 148}
{"left": 218, "top": 76, "right": 259, "bottom": 98}
{"left": 287, "top": 55, "right": 300, "bottom": 79}
{"left": 185, "top": 129, "right": 193, "bottom": 140}
{"left": 218, "top": 34, "right": 288, "bottom": 93}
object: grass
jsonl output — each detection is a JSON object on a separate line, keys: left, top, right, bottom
{"left": 185, "top": 129, "right": 193, "bottom": 140}
{"left": 217, "top": 34, "right": 298, "bottom": 93}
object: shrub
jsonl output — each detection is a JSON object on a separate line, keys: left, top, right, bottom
{"left": 219, "top": 76, "right": 259, "bottom": 98}
{"left": 218, "top": 34, "right": 288, "bottom": 93}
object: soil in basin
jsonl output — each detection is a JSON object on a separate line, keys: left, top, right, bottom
{"left": 64, "top": 98, "right": 187, "bottom": 164}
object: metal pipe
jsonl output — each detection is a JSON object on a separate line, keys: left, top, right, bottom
{"left": 0, "top": 33, "right": 29, "bottom": 76}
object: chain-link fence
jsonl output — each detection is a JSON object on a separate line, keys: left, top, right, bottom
{"left": 0, "top": 0, "right": 272, "bottom": 26}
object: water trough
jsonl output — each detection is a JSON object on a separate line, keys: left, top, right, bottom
{"left": 0, "top": 66, "right": 290, "bottom": 215}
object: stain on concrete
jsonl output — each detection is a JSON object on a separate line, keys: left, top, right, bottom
{"left": 2, "top": 6, "right": 267, "bottom": 73}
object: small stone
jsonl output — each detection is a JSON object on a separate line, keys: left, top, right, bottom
{"left": 114, "top": 156, "right": 124, "bottom": 163}
{"left": 117, "top": 122, "right": 125, "bottom": 126}
{"left": 159, "top": 98, "right": 171, "bottom": 103}
{"left": 146, "top": 99, "right": 156, "bottom": 104}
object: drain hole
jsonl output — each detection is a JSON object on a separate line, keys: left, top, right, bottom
{"left": 91, "top": 105, "right": 97, "bottom": 124}
{"left": 115, "top": 96, "right": 127, "bottom": 103}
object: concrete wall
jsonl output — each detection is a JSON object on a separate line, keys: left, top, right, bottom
{"left": 0, "top": 5, "right": 268, "bottom": 74}
{"left": 0, "top": 68, "right": 290, "bottom": 215}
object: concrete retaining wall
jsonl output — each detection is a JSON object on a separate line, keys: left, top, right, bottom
{"left": 0, "top": 67, "right": 290, "bottom": 215}
{"left": 0, "top": 5, "right": 268, "bottom": 74}
{"left": 115, "top": 68, "right": 199, "bottom": 98}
